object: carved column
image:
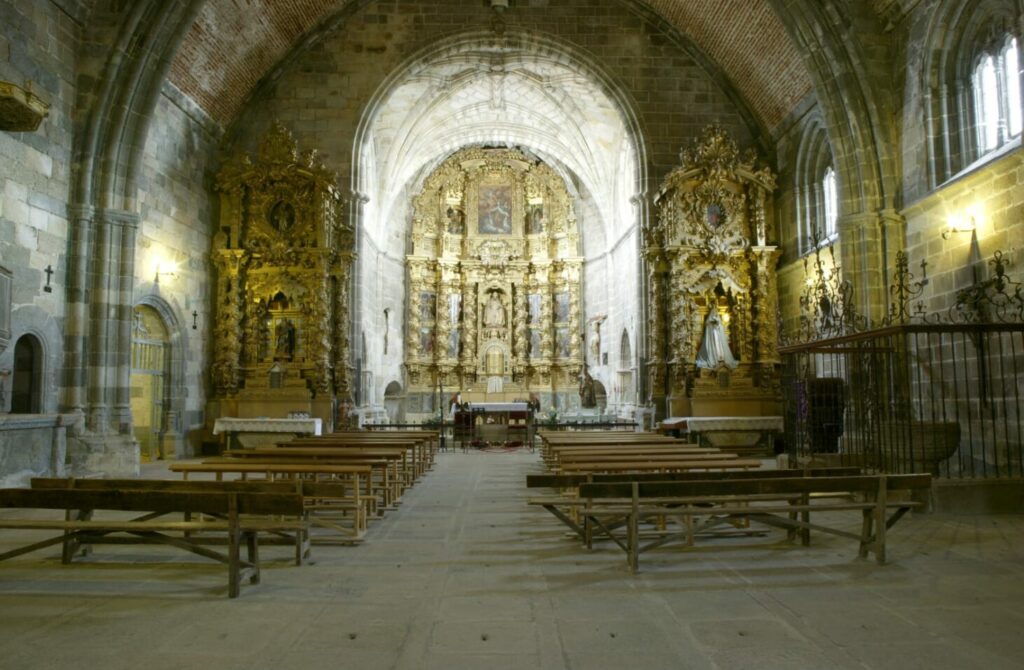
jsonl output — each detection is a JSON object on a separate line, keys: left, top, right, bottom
{"left": 212, "top": 252, "right": 246, "bottom": 395}
{"left": 333, "top": 264, "right": 352, "bottom": 398}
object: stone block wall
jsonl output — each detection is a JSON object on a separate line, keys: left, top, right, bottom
{"left": 0, "top": 0, "right": 80, "bottom": 413}
{"left": 134, "top": 84, "right": 222, "bottom": 452}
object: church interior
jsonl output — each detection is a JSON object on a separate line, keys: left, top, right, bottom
{"left": 0, "top": 0, "right": 1023, "bottom": 667}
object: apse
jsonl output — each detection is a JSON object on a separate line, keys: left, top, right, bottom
{"left": 355, "top": 33, "right": 645, "bottom": 413}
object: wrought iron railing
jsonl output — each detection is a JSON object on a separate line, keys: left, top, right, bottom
{"left": 780, "top": 248, "right": 1024, "bottom": 478}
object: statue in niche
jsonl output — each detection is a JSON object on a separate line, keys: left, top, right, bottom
{"left": 696, "top": 311, "right": 737, "bottom": 370}
{"left": 275, "top": 319, "right": 296, "bottom": 360}
{"left": 446, "top": 206, "right": 465, "bottom": 234}
{"left": 579, "top": 365, "right": 597, "bottom": 408}
{"left": 526, "top": 203, "right": 545, "bottom": 234}
{"left": 270, "top": 200, "right": 296, "bottom": 233}
{"left": 484, "top": 292, "right": 505, "bottom": 327}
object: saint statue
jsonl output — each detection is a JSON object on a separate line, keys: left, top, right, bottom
{"left": 696, "top": 311, "right": 737, "bottom": 369}
{"left": 483, "top": 292, "right": 505, "bottom": 327}
{"left": 275, "top": 319, "right": 296, "bottom": 360}
{"left": 579, "top": 365, "right": 597, "bottom": 408}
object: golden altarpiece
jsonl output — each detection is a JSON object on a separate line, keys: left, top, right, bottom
{"left": 207, "top": 123, "right": 356, "bottom": 423}
{"left": 645, "top": 126, "right": 782, "bottom": 417}
{"left": 405, "top": 148, "right": 584, "bottom": 409}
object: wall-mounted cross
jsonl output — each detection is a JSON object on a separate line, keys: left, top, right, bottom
{"left": 43, "top": 264, "right": 53, "bottom": 293}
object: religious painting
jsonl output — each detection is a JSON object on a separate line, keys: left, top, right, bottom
{"left": 553, "top": 293, "right": 570, "bottom": 323}
{"left": 529, "top": 328, "right": 542, "bottom": 358}
{"left": 556, "top": 327, "right": 571, "bottom": 358}
{"left": 526, "top": 203, "right": 545, "bottom": 234}
{"left": 419, "top": 292, "right": 436, "bottom": 323}
{"left": 527, "top": 294, "right": 543, "bottom": 324}
{"left": 418, "top": 327, "right": 434, "bottom": 356}
{"left": 705, "top": 203, "right": 726, "bottom": 229}
{"left": 478, "top": 184, "right": 513, "bottom": 234}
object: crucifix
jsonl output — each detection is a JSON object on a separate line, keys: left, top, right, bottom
{"left": 43, "top": 264, "right": 53, "bottom": 293}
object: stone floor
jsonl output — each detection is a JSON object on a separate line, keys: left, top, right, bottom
{"left": 1, "top": 450, "right": 1023, "bottom": 669}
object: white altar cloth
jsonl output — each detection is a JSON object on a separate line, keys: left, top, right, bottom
{"left": 466, "top": 402, "right": 529, "bottom": 413}
{"left": 213, "top": 417, "right": 322, "bottom": 436}
{"left": 684, "top": 416, "right": 783, "bottom": 432}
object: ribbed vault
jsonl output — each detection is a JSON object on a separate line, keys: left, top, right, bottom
{"left": 358, "top": 35, "right": 641, "bottom": 259}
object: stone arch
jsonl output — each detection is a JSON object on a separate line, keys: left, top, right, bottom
{"left": 352, "top": 29, "right": 649, "bottom": 251}
{"left": 132, "top": 291, "right": 191, "bottom": 458}
{"left": 64, "top": 0, "right": 203, "bottom": 455}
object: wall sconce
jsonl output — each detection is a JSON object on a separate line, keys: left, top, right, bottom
{"left": 942, "top": 216, "right": 976, "bottom": 240}
{"left": 43, "top": 264, "right": 53, "bottom": 293}
{"left": 191, "top": 310, "right": 198, "bottom": 330}
{"left": 154, "top": 262, "right": 177, "bottom": 284}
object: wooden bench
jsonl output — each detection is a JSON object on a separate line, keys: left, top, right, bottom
{"left": 0, "top": 485, "right": 306, "bottom": 597}
{"left": 168, "top": 462, "right": 372, "bottom": 541}
{"left": 30, "top": 477, "right": 357, "bottom": 562}
{"left": 527, "top": 467, "right": 864, "bottom": 542}
{"left": 553, "top": 474, "right": 931, "bottom": 572}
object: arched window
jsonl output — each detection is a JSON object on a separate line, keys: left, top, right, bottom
{"left": 795, "top": 115, "right": 837, "bottom": 254}
{"left": 925, "top": 4, "right": 1021, "bottom": 185}
{"left": 822, "top": 167, "right": 838, "bottom": 239}
{"left": 972, "top": 37, "right": 1021, "bottom": 155}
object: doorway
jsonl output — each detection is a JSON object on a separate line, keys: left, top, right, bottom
{"left": 130, "top": 306, "right": 170, "bottom": 460}
{"left": 10, "top": 334, "right": 42, "bottom": 413}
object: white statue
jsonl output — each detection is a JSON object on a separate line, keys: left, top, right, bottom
{"left": 696, "top": 311, "right": 737, "bottom": 369}
{"left": 484, "top": 293, "right": 505, "bottom": 327}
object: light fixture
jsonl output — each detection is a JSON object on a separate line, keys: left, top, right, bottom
{"left": 942, "top": 216, "right": 976, "bottom": 240}
{"left": 154, "top": 262, "right": 177, "bottom": 284}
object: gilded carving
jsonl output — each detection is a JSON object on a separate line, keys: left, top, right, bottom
{"left": 406, "top": 147, "right": 583, "bottom": 396}
{"left": 212, "top": 122, "right": 356, "bottom": 405}
{"left": 646, "top": 125, "right": 780, "bottom": 407}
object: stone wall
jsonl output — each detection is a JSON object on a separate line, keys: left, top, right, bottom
{"left": 0, "top": 0, "right": 80, "bottom": 412}
{"left": 134, "top": 84, "right": 221, "bottom": 453}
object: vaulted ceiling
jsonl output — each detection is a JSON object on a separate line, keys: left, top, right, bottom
{"left": 168, "top": 0, "right": 813, "bottom": 132}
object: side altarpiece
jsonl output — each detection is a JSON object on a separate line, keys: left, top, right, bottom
{"left": 645, "top": 126, "right": 781, "bottom": 417}
{"left": 208, "top": 123, "right": 356, "bottom": 422}
{"left": 405, "top": 147, "right": 584, "bottom": 410}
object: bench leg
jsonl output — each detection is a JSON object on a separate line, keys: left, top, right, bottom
{"left": 228, "top": 496, "right": 241, "bottom": 598}
{"left": 858, "top": 509, "right": 873, "bottom": 559}
{"left": 873, "top": 477, "right": 888, "bottom": 564}
{"left": 246, "top": 531, "right": 261, "bottom": 584}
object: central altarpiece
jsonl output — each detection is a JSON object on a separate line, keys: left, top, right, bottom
{"left": 405, "top": 148, "right": 584, "bottom": 410}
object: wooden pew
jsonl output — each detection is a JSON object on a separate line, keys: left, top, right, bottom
{"left": 217, "top": 450, "right": 404, "bottom": 513}
{"left": 168, "top": 462, "right": 372, "bottom": 541}
{"left": 570, "top": 474, "right": 932, "bottom": 572}
{"left": 0, "top": 486, "right": 306, "bottom": 597}
{"left": 527, "top": 467, "right": 863, "bottom": 541}
{"left": 284, "top": 436, "right": 431, "bottom": 481}
{"left": 29, "top": 477, "right": 356, "bottom": 564}
{"left": 557, "top": 458, "right": 761, "bottom": 474}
